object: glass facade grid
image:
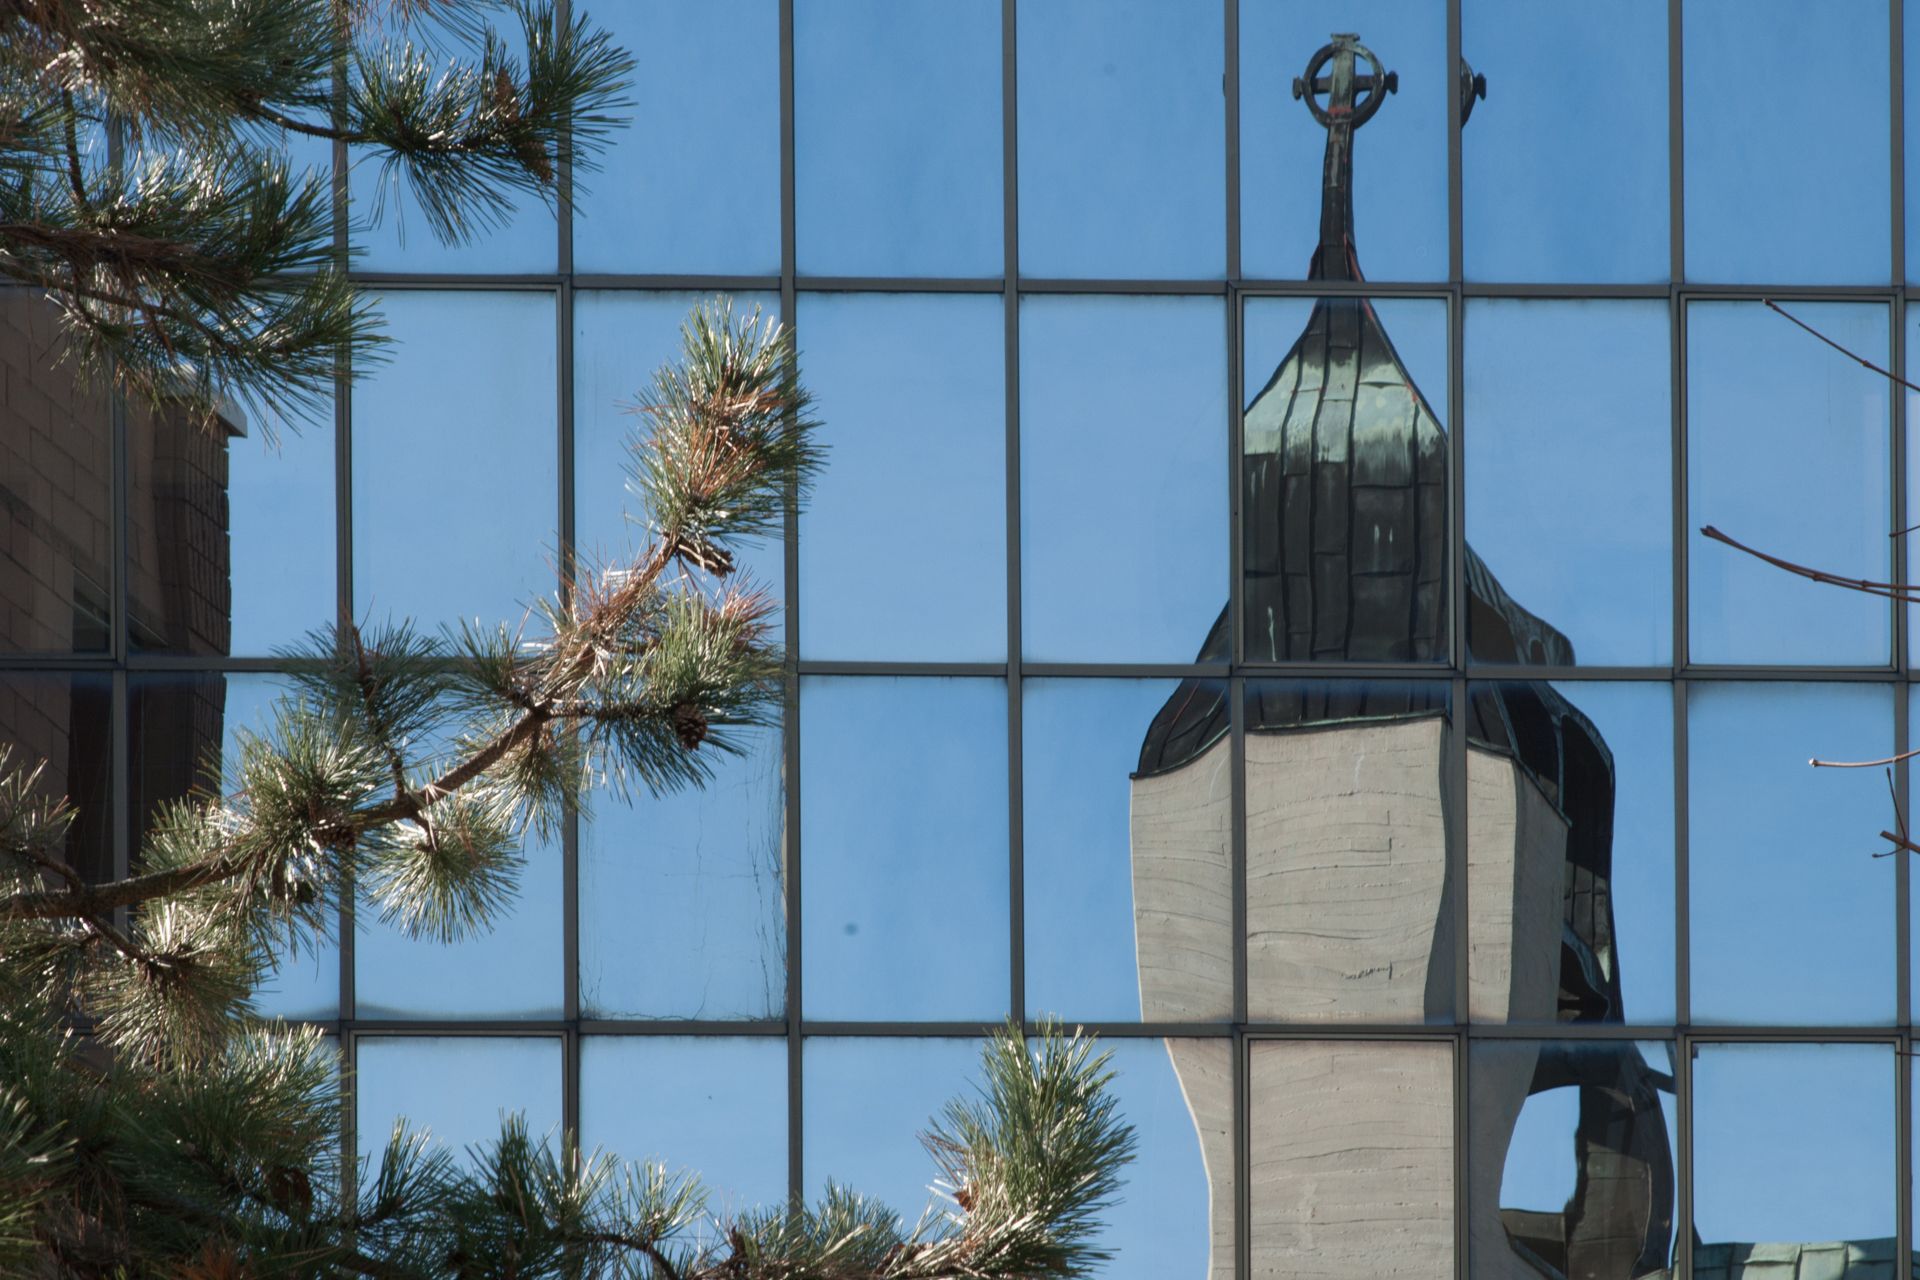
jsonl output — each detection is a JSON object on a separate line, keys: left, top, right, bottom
{"left": 8, "top": 2, "right": 1920, "bottom": 1276}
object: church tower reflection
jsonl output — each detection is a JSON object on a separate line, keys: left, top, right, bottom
{"left": 1129, "top": 34, "right": 1674, "bottom": 1279}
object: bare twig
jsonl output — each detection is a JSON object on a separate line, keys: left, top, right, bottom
{"left": 1699, "top": 526, "right": 1920, "bottom": 604}
{"left": 1765, "top": 298, "right": 1920, "bottom": 396}
{"left": 1810, "top": 747, "right": 1920, "bottom": 769}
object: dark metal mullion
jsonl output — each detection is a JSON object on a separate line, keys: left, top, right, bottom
{"left": 779, "top": 0, "right": 803, "bottom": 1214}
{"left": 1675, "top": 1029, "right": 1694, "bottom": 1280}
{"left": 555, "top": 0, "right": 580, "bottom": 1157}
{"left": 1002, "top": 0, "right": 1024, "bottom": 1034}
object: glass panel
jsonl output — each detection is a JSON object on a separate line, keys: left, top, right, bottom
{"left": 0, "top": 292, "right": 113, "bottom": 653}
{"left": 1242, "top": 295, "right": 1450, "bottom": 664}
{"left": 1241, "top": 3, "right": 1447, "bottom": 282}
{"left": 799, "top": 677, "right": 1007, "bottom": 1021}
{"left": 579, "top": 1036, "right": 786, "bottom": 1222}
{"left": 1024, "top": 678, "right": 1227, "bottom": 1023}
{"left": 225, "top": 411, "right": 335, "bottom": 656}
{"left": 1248, "top": 1039, "right": 1455, "bottom": 1274}
{"left": 1244, "top": 680, "right": 1454, "bottom": 1024}
{"left": 574, "top": 290, "right": 781, "bottom": 584}
{"left": 1908, "top": 0, "right": 1920, "bottom": 284}
{"left": 579, "top": 723, "right": 784, "bottom": 1021}
{"left": 354, "top": 1035, "right": 561, "bottom": 1163}
{"left": 794, "top": 2, "right": 1001, "bottom": 277}
{"left": 573, "top": 1, "right": 780, "bottom": 276}
{"left": 354, "top": 830, "right": 562, "bottom": 1020}
{"left": 0, "top": 674, "right": 111, "bottom": 884}
{"left": 1465, "top": 299, "right": 1671, "bottom": 666}
{"left": 1684, "top": 0, "right": 1891, "bottom": 285}
{"left": 1687, "top": 301, "right": 1890, "bottom": 665}
{"left": 129, "top": 674, "right": 339, "bottom": 1019}
{"left": 1016, "top": 0, "right": 1223, "bottom": 278}
{"left": 352, "top": 291, "right": 558, "bottom": 632}
{"left": 798, "top": 293, "right": 1004, "bottom": 660}
{"left": 1693, "top": 1043, "right": 1895, "bottom": 1270}
{"left": 802, "top": 1037, "right": 982, "bottom": 1218}
{"left": 1462, "top": 0, "right": 1668, "bottom": 283}
{"left": 348, "top": 14, "right": 555, "bottom": 273}
{"left": 1471, "top": 1040, "right": 1678, "bottom": 1280}
{"left": 1100, "top": 1039, "right": 1232, "bottom": 1280}
{"left": 1689, "top": 683, "right": 1895, "bottom": 1024}
{"left": 1020, "top": 295, "right": 1226, "bottom": 663}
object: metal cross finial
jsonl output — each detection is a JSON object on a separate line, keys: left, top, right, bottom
{"left": 1292, "top": 33, "right": 1397, "bottom": 128}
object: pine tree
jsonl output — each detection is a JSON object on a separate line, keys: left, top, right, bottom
{"left": 0, "top": 3, "right": 1136, "bottom": 1274}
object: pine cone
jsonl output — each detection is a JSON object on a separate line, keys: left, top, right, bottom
{"left": 670, "top": 702, "right": 708, "bottom": 750}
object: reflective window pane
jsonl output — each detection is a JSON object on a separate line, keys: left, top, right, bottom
{"left": 1468, "top": 682, "right": 1676, "bottom": 1027}
{"left": 354, "top": 1035, "right": 561, "bottom": 1163}
{"left": 1471, "top": 1040, "right": 1678, "bottom": 1280}
{"left": 795, "top": 2, "right": 1001, "bottom": 277}
{"left": 1462, "top": 0, "right": 1668, "bottom": 283}
{"left": 1465, "top": 300, "right": 1671, "bottom": 666}
{"left": 1693, "top": 1043, "right": 1895, "bottom": 1263}
{"left": 1689, "top": 683, "right": 1895, "bottom": 1024}
{"left": 221, "top": 410, "right": 335, "bottom": 656}
{"left": 354, "top": 830, "right": 562, "bottom": 1020}
{"left": 579, "top": 1036, "right": 786, "bottom": 1222}
{"left": 1021, "top": 296, "right": 1225, "bottom": 662}
{"left": 1687, "top": 302, "right": 1890, "bottom": 665}
{"left": 1099, "top": 1039, "right": 1232, "bottom": 1280}
{"left": 579, "top": 723, "right": 784, "bottom": 1021}
{"left": 1243, "top": 296, "right": 1450, "bottom": 664}
{"left": 803, "top": 1037, "right": 982, "bottom": 1218}
{"left": 800, "top": 678, "right": 1007, "bottom": 1021}
{"left": 1024, "top": 678, "right": 1228, "bottom": 1023}
{"left": 1241, "top": 3, "right": 1446, "bottom": 282}
{"left": 353, "top": 291, "right": 558, "bottom": 631}
{"left": 799, "top": 293, "right": 1004, "bottom": 660}
{"left": 573, "top": 291, "right": 783, "bottom": 601}
{"left": 0, "top": 674, "right": 111, "bottom": 883}
{"left": 1245, "top": 680, "right": 1454, "bottom": 1024}
{"left": 1684, "top": 1, "right": 1891, "bottom": 284}
{"left": 573, "top": 1, "right": 780, "bottom": 275}
{"left": 1016, "top": 0, "right": 1223, "bottom": 278}
{"left": 1248, "top": 1039, "right": 1455, "bottom": 1274}
{"left": 1, "top": 293, "right": 114, "bottom": 653}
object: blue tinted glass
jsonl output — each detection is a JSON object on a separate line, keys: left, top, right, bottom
{"left": 800, "top": 677, "right": 1007, "bottom": 1021}
{"left": 1688, "top": 302, "right": 1890, "bottom": 665}
{"left": 579, "top": 723, "right": 784, "bottom": 1021}
{"left": 1465, "top": 300, "right": 1672, "bottom": 665}
{"left": 1468, "top": 681, "right": 1676, "bottom": 1026}
{"left": 572, "top": 291, "right": 783, "bottom": 599}
{"left": 1245, "top": 681, "right": 1454, "bottom": 1024}
{"left": 1016, "top": 0, "right": 1223, "bottom": 278}
{"left": 579, "top": 1036, "right": 786, "bottom": 1221}
{"left": 1474, "top": 1041, "right": 1678, "bottom": 1275}
{"left": 1020, "top": 296, "right": 1226, "bottom": 662}
{"left": 1689, "top": 683, "right": 1895, "bottom": 1024}
{"left": 349, "top": 15, "right": 555, "bottom": 273}
{"left": 1248, "top": 1039, "right": 1454, "bottom": 1272}
{"left": 352, "top": 291, "right": 558, "bottom": 631}
{"left": 573, "top": 1, "right": 780, "bottom": 275}
{"left": 1024, "top": 679, "right": 1227, "bottom": 1023}
{"left": 1, "top": 293, "right": 115, "bottom": 653}
{"left": 1462, "top": 0, "right": 1668, "bottom": 283}
{"left": 1684, "top": 0, "right": 1891, "bottom": 284}
{"left": 798, "top": 293, "right": 1004, "bottom": 660}
{"left": 1241, "top": 2, "right": 1446, "bottom": 282}
{"left": 1909, "top": 0, "right": 1920, "bottom": 283}
{"left": 354, "top": 831, "right": 562, "bottom": 1020}
{"left": 795, "top": 2, "right": 1001, "bottom": 277}
{"left": 1099, "top": 1040, "right": 1228, "bottom": 1280}
{"left": 1693, "top": 1044, "right": 1895, "bottom": 1252}
{"left": 223, "top": 408, "right": 335, "bottom": 656}
{"left": 355, "top": 1035, "right": 562, "bottom": 1163}
{"left": 803, "top": 1037, "right": 981, "bottom": 1216}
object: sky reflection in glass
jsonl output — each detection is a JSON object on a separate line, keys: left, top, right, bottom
{"left": 355, "top": 1036, "right": 561, "bottom": 1165}
{"left": 803, "top": 1038, "right": 982, "bottom": 1218}
{"left": 798, "top": 293, "right": 1004, "bottom": 661}
{"left": 795, "top": 1, "right": 1000, "bottom": 277}
{"left": 1021, "top": 296, "right": 1225, "bottom": 663}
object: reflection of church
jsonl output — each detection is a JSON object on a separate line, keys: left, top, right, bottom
{"left": 1128, "top": 35, "right": 1673, "bottom": 1279}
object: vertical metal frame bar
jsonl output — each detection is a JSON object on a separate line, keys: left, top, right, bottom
{"left": 779, "top": 0, "right": 803, "bottom": 1212}
{"left": 1675, "top": 1030, "right": 1694, "bottom": 1280}
{"left": 555, "top": 0, "right": 580, "bottom": 1156}
{"left": 1002, "top": 0, "right": 1025, "bottom": 1033}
